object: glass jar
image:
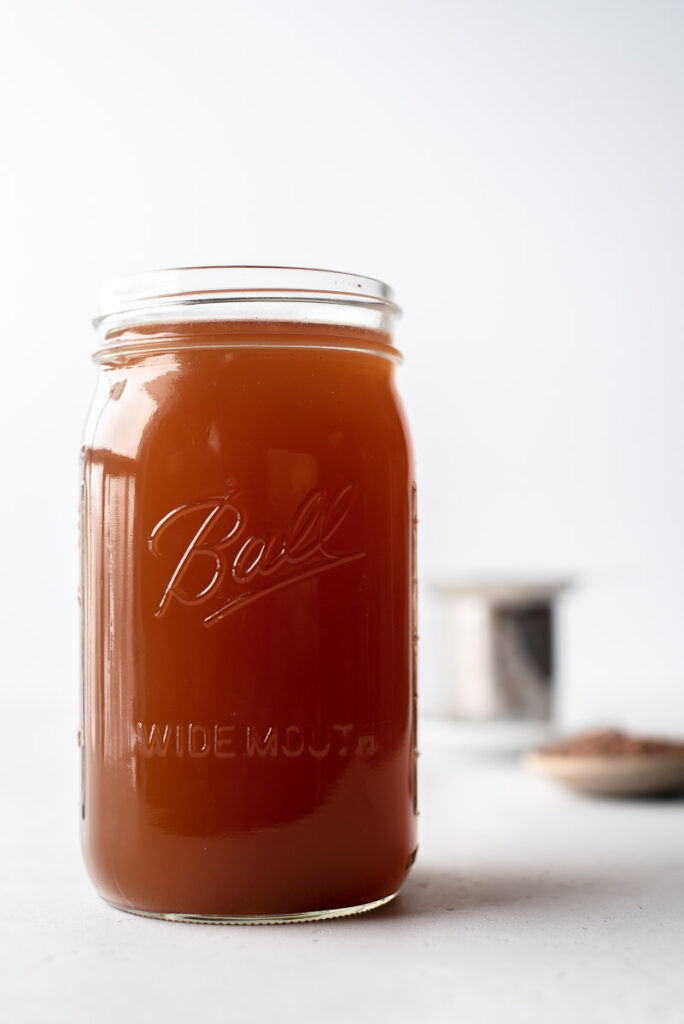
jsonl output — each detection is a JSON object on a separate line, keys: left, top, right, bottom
{"left": 81, "top": 266, "right": 417, "bottom": 923}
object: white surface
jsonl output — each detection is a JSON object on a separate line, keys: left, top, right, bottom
{"left": 3, "top": 0, "right": 684, "bottom": 731}
{"left": 3, "top": 715, "right": 683, "bottom": 1023}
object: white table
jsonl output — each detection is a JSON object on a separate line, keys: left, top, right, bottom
{"left": 2, "top": 714, "right": 683, "bottom": 1023}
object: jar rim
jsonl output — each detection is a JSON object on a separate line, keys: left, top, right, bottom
{"left": 95, "top": 266, "right": 401, "bottom": 334}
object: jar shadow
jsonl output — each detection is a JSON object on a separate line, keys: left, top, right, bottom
{"left": 363, "top": 863, "right": 656, "bottom": 921}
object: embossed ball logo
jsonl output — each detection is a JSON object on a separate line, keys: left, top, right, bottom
{"left": 149, "top": 486, "right": 365, "bottom": 626}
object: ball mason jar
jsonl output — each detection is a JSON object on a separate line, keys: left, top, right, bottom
{"left": 80, "top": 267, "right": 418, "bottom": 923}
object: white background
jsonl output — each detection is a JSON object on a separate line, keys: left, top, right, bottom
{"left": 2, "top": 0, "right": 684, "bottom": 731}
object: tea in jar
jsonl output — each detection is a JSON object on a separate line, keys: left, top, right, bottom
{"left": 80, "top": 267, "right": 417, "bottom": 923}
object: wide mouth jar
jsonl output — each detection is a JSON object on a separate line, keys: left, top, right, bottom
{"left": 94, "top": 266, "right": 402, "bottom": 363}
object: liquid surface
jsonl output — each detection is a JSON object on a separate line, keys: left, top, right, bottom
{"left": 81, "top": 321, "right": 417, "bottom": 917}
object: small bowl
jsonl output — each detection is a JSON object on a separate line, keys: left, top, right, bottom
{"left": 524, "top": 749, "right": 684, "bottom": 797}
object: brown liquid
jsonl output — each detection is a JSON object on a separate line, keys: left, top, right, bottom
{"left": 81, "top": 321, "right": 417, "bottom": 917}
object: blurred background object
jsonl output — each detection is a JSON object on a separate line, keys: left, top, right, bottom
{"left": 525, "top": 728, "right": 684, "bottom": 796}
{"left": 430, "top": 579, "right": 568, "bottom": 722}
{"left": 2, "top": 0, "right": 684, "bottom": 736}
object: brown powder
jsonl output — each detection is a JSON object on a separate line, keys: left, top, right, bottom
{"left": 542, "top": 728, "right": 684, "bottom": 757}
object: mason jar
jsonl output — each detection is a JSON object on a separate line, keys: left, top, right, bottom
{"left": 80, "top": 266, "right": 417, "bottom": 923}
